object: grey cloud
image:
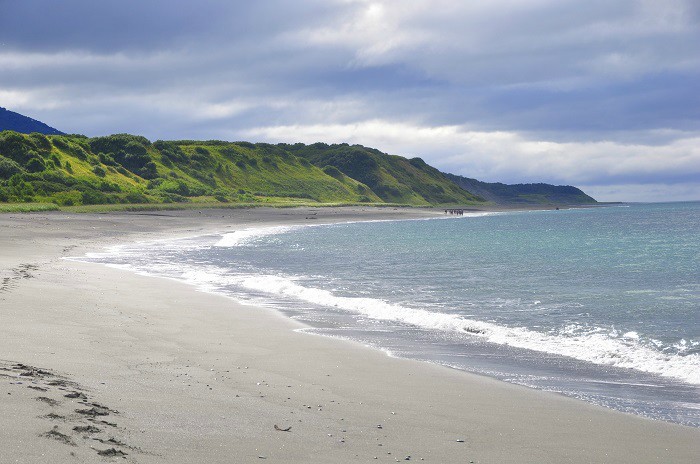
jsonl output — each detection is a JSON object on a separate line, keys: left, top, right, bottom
{"left": 0, "top": 1, "right": 340, "bottom": 53}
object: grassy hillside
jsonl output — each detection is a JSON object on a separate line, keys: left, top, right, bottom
{"left": 281, "top": 143, "right": 483, "bottom": 205}
{"left": 0, "top": 131, "right": 483, "bottom": 208}
{"left": 445, "top": 174, "right": 597, "bottom": 205}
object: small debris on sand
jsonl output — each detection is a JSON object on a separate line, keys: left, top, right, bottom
{"left": 75, "top": 406, "right": 111, "bottom": 417}
{"left": 27, "top": 385, "right": 48, "bottom": 392}
{"left": 73, "top": 425, "right": 101, "bottom": 433}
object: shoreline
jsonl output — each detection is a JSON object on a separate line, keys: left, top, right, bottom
{"left": 1, "top": 207, "right": 698, "bottom": 463}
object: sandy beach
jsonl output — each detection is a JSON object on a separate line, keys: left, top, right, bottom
{"left": 1, "top": 207, "right": 698, "bottom": 464}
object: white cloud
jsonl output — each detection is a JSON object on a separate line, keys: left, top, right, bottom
{"left": 293, "top": 0, "right": 700, "bottom": 88}
{"left": 0, "top": 50, "right": 177, "bottom": 71}
{"left": 581, "top": 182, "right": 700, "bottom": 202}
{"left": 243, "top": 120, "right": 700, "bottom": 190}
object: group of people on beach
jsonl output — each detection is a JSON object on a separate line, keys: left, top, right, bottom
{"left": 444, "top": 209, "right": 466, "bottom": 215}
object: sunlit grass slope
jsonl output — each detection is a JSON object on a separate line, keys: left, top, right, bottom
{"left": 0, "top": 131, "right": 485, "bottom": 208}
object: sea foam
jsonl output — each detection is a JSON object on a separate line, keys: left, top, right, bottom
{"left": 228, "top": 273, "right": 700, "bottom": 385}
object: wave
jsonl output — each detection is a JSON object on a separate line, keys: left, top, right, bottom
{"left": 73, "top": 214, "right": 700, "bottom": 387}
{"left": 215, "top": 225, "right": 298, "bottom": 247}
{"left": 213, "top": 212, "right": 500, "bottom": 248}
{"left": 219, "top": 273, "right": 700, "bottom": 385}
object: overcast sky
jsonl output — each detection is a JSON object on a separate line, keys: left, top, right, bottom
{"left": 1, "top": 0, "right": 699, "bottom": 201}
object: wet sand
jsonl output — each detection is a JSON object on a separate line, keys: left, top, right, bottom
{"left": 1, "top": 207, "right": 698, "bottom": 463}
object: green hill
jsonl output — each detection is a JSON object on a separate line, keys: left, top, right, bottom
{"left": 0, "top": 107, "right": 63, "bottom": 135}
{"left": 0, "top": 130, "right": 598, "bottom": 209}
{"left": 0, "top": 131, "right": 483, "bottom": 207}
{"left": 445, "top": 173, "right": 597, "bottom": 206}
{"left": 281, "top": 142, "right": 482, "bottom": 205}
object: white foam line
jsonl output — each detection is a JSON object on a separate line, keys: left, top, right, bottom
{"left": 234, "top": 274, "right": 700, "bottom": 385}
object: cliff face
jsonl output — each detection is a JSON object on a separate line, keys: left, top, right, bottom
{"left": 446, "top": 173, "right": 597, "bottom": 205}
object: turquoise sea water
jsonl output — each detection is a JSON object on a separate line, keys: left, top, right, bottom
{"left": 80, "top": 202, "right": 700, "bottom": 426}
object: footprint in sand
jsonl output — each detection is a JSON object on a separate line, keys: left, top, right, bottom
{"left": 1, "top": 360, "right": 141, "bottom": 459}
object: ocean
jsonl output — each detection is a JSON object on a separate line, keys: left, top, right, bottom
{"left": 78, "top": 202, "right": 700, "bottom": 427}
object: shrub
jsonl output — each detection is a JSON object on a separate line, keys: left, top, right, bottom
{"left": 52, "top": 138, "right": 69, "bottom": 150}
{"left": 25, "top": 157, "right": 46, "bottom": 173}
{"left": 125, "top": 191, "right": 150, "bottom": 203}
{"left": 29, "top": 133, "right": 52, "bottom": 154}
{"left": 0, "top": 132, "right": 34, "bottom": 164}
{"left": 81, "top": 189, "right": 108, "bottom": 205}
{"left": 52, "top": 191, "right": 82, "bottom": 206}
{"left": 0, "top": 157, "right": 23, "bottom": 179}
{"left": 159, "top": 192, "right": 189, "bottom": 203}
{"left": 158, "top": 145, "right": 187, "bottom": 163}
{"left": 53, "top": 137, "right": 89, "bottom": 160}
{"left": 71, "top": 144, "right": 89, "bottom": 160}
{"left": 150, "top": 179, "right": 191, "bottom": 196}
{"left": 50, "top": 154, "right": 61, "bottom": 168}
{"left": 89, "top": 134, "right": 155, "bottom": 177}
{"left": 98, "top": 152, "right": 118, "bottom": 166}
{"left": 409, "top": 157, "right": 428, "bottom": 169}
{"left": 89, "top": 134, "right": 151, "bottom": 154}
{"left": 219, "top": 146, "right": 239, "bottom": 159}
{"left": 97, "top": 180, "right": 120, "bottom": 192}
{"left": 138, "top": 161, "right": 158, "bottom": 179}
{"left": 7, "top": 175, "right": 35, "bottom": 201}
{"left": 323, "top": 165, "right": 343, "bottom": 179}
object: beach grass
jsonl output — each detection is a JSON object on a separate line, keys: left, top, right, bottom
{"left": 41, "top": 200, "right": 416, "bottom": 214}
{"left": 0, "top": 202, "right": 60, "bottom": 213}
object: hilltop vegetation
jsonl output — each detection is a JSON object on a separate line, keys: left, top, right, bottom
{"left": 0, "top": 131, "right": 483, "bottom": 207}
{"left": 281, "top": 143, "right": 482, "bottom": 205}
{"left": 446, "top": 174, "right": 597, "bottom": 206}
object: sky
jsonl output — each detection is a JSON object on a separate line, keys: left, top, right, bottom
{"left": 1, "top": 0, "right": 699, "bottom": 202}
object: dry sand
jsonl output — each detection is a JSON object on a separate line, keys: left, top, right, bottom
{"left": 1, "top": 207, "right": 698, "bottom": 463}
